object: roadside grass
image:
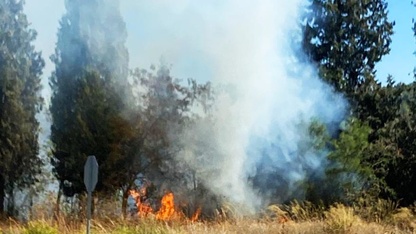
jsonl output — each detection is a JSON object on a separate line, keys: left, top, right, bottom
{"left": 1, "top": 198, "right": 415, "bottom": 234}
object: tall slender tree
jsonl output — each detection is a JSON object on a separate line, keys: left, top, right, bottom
{"left": 0, "top": 0, "right": 44, "bottom": 216}
{"left": 50, "top": 0, "right": 131, "bottom": 199}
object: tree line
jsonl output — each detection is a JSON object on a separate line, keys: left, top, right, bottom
{"left": 0, "top": 0, "right": 415, "bottom": 218}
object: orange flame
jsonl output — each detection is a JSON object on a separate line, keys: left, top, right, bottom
{"left": 190, "top": 207, "right": 202, "bottom": 222}
{"left": 278, "top": 215, "right": 290, "bottom": 224}
{"left": 156, "top": 192, "right": 175, "bottom": 220}
{"left": 130, "top": 189, "right": 201, "bottom": 222}
{"left": 129, "top": 189, "right": 153, "bottom": 217}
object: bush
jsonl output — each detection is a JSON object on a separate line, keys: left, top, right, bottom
{"left": 284, "top": 200, "right": 325, "bottom": 222}
{"left": 392, "top": 207, "right": 416, "bottom": 231}
{"left": 354, "top": 198, "right": 398, "bottom": 223}
{"left": 23, "top": 220, "right": 58, "bottom": 234}
{"left": 324, "top": 203, "right": 359, "bottom": 233}
{"left": 267, "top": 205, "right": 287, "bottom": 216}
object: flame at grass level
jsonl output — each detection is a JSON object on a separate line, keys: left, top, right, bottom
{"left": 191, "top": 207, "right": 202, "bottom": 222}
{"left": 129, "top": 189, "right": 153, "bottom": 217}
{"left": 129, "top": 190, "right": 200, "bottom": 221}
{"left": 156, "top": 192, "right": 175, "bottom": 220}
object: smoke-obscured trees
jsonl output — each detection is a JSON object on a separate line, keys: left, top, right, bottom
{"left": 303, "top": 0, "right": 394, "bottom": 95}
{"left": 122, "top": 65, "right": 213, "bottom": 217}
{"left": 0, "top": 0, "right": 44, "bottom": 217}
{"left": 49, "top": 0, "right": 214, "bottom": 217}
{"left": 51, "top": 70, "right": 131, "bottom": 195}
{"left": 50, "top": 0, "right": 131, "bottom": 199}
{"left": 325, "top": 119, "right": 375, "bottom": 202}
{"left": 301, "top": 0, "right": 397, "bottom": 204}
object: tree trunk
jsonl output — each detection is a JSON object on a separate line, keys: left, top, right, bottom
{"left": 54, "top": 187, "right": 62, "bottom": 220}
{"left": 0, "top": 174, "right": 4, "bottom": 218}
{"left": 122, "top": 188, "right": 130, "bottom": 219}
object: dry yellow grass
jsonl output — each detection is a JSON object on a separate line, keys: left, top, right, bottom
{"left": 0, "top": 215, "right": 413, "bottom": 234}
{"left": 1, "top": 197, "right": 416, "bottom": 234}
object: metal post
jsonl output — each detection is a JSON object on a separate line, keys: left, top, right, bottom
{"left": 84, "top": 155, "right": 98, "bottom": 234}
{"left": 86, "top": 191, "right": 92, "bottom": 234}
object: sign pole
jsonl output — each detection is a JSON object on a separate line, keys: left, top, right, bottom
{"left": 86, "top": 191, "right": 92, "bottom": 234}
{"left": 84, "top": 155, "right": 98, "bottom": 234}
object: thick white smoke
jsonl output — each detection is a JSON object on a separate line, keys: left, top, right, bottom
{"left": 121, "top": 0, "right": 346, "bottom": 212}
{"left": 26, "top": 0, "right": 346, "bottom": 213}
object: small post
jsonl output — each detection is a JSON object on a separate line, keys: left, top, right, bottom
{"left": 86, "top": 191, "right": 92, "bottom": 234}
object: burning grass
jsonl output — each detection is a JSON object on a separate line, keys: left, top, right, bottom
{"left": 1, "top": 198, "right": 416, "bottom": 234}
{"left": 129, "top": 188, "right": 202, "bottom": 222}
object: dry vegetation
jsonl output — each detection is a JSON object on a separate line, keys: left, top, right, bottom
{"left": 0, "top": 215, "right": 411, "bottom": 234}
{"left": 1, "top": 197, "right": 416, "bottom": 234}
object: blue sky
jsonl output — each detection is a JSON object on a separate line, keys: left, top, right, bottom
{"left": 24, "top": 0, "right": 416, "bottom": 90}
{"left": 375, "top": 0, "right": 416, "bottom": 84}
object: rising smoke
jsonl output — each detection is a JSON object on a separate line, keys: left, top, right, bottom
{"left": 125, "top": 0, "right": 348, "bottom": 212}
{"left": 29, "top": 0, "right": 347, "bottom": 214}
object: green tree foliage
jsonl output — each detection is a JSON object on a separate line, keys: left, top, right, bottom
{"left": 300, "top": 0, "right": 405, "bottom": 205}
{"left": 50, "top": 0, "right": 131, "bottom": 198}
{"left": 303, "top": 0, "right": 394, "bottom": 94}
{"left": 365, "top": 81, "right": 416, "bottom": 205}
{"left": 129, "top": 66, "right": 188, "bottom": 181}
{"left": 0, "top": 0, "right": 44, "bottom": 216}
{"left": 51, "top": 70, "right": 131, "bottom": 196}
{"left": 303, "top": 118, "right": 386, "bottom": 205}
{"left": 343, "top": 76, "right": 416, "bottom": 205}
{"left": 300, "top": 120, "right": 331, "bottom": 203}
{"left": 326, "top": 119, "right": 373, "bottom": 200}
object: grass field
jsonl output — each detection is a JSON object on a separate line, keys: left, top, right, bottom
{"left": 1, "top": 199, "right": 416, "bottom": 234}
{"left": 0, "top": 216, "right": 413, "bottom": 234}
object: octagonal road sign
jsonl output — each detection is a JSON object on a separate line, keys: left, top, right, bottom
{"left": 84, "top": 155, "right": 98, "bottom": 193}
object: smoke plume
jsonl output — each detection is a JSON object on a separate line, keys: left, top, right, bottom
{"left": 123, "top": 0, "right": 347, "bottom": 212}
{"left": 28, "top": 0, "right": 347, "bottom": 214}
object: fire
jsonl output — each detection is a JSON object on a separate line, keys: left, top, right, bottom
{"left": 190, "top": 207, "right": 202, "bottom": 222}
{"left": 129, "top": 189, "right": 153, "bottom": 217}
{"left": 130, "top": 189, "right": 201, "bottom": 221}
{"left": 278, "top": 215, "right": 290, "bottom": 224}
{"left": 156, "top": 192, "right": 175, "bottom": 220}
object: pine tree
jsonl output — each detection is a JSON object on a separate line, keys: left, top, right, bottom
{"left": 0, "top": 0, "right": 44, "bottom": 216}
{"left": 303, "top": 0, "right": 394, "bottom": 94}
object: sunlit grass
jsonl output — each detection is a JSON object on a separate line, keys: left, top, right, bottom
{"left": 1, "top": 198, "right": 415, "bottom": 234}
{"left": 0, "top": 216, "right": 411, "bottom": 234}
